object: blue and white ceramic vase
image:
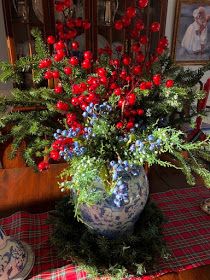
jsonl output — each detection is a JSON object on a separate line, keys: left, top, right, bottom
{"left": 0, "top": 226, "right": 35, "bottom": 280}
{"left": 79, "top": 166, "right": 149, "bottom": 238}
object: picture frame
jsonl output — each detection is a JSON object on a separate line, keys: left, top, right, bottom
{"left": 172, "top": 0, "right": 210, "bottom": 65}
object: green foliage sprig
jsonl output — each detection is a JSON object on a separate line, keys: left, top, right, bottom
{"left": 59, "top": 156, "right": 109, "bottom": 216}
{"left": 57, "top": 124, "right": 210, "bottom": 214}
{"left": 48, "top": 197, "right": 168, "bottom": 280}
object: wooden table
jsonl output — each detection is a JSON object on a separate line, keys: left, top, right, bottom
{"left": 0, "top": 150, "right": 210, "bottom": 279}
{"left": 156, "top": 265, "right": 210, "bottom": 280}
{"left": 0, "top": 163, "right": 66, "bottom": 216}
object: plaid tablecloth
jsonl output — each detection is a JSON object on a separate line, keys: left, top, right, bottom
{"left": 0, "top": 186, "right": 210, "bottom": 279}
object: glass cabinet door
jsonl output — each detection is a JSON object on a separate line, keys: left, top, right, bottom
{"left": 94, "top": 0, "right": 135, "bottom": 57}
{"left": 92, "top": 0, "right": 168, "bottom": 57}
{"left": 147, "top": 0, "right": 168, "bottom": 53}
{"left": 53, "top": 0, "right": 92, "bottom": 55}
{"left": 3, "top": 0, "right": 55, "bottom": 88}
{"left": 3, "top": 0, "right": 55, "bottom": 62}
{"left": 3, "top": 0, "right": 168, "bottom": 63}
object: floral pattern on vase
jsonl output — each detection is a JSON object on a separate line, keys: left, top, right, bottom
{"left": 0, "top": 227, "right": 34, "bottom": 280}
{"left": 79, "top": 166, "right": 149, "bottom": 238}
{"left": 0, "top": 228, "right": 6, "bottom": 248}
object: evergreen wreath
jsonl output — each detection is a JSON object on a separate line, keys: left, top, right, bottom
{"left": 49, "top": 196, "right": 169, "bottom": 280}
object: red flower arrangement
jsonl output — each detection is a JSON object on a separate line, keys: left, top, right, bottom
{"left": 33, "top": 1, "right": 210, "bottom": 203}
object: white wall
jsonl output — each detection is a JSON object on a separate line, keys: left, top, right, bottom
{"left": 0, "top": 0, "right": 12, "bottom": 95}
{"left": 165, "top": 0, "right": 210, "bottom": 106}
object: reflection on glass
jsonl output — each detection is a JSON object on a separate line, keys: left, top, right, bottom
{"left": 74, "top": 0, "right": 84, "bottom": 18}
{"left": 13, "top": 0, "right": 29, "bottom": 22}
{"left": 54, "top": 0, "right": 84, "bottom": 22}
{"left": 98, "top": 0, "right": 119, "bottom": 26}
{"left": 32, "top": 0, "right": 44, "bottom": 23}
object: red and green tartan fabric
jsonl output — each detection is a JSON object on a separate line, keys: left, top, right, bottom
{"left": 0, "top": 186, "right": 210, "bottom": 280}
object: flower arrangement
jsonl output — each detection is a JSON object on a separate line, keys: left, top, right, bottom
{"left": 0, "top": 0, "right": 210, "bottom": 214}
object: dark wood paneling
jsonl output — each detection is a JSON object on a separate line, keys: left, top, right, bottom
{"left": 42, "top": 0, "right": 56, "bottom": 36}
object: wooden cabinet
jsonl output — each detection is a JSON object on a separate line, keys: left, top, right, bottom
{"left": 91, "top": 0, "right": 168, "bottom": 55}
{"left": 2, "top": 0, "right": 168, "bottom": 64}
{"left": 2, "top": 0, "right": 55, "bottom": 64}
{"left": 2, "top": 0, "right": 55, "bottom": 89}
{"left": 73, "top": 0, "right": 168, "bottom": 57}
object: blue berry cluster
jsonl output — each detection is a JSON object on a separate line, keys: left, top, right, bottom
{"left": 82, "top": 102, "right": 112, "bottom": 120}
{"left": 53, "top": 129, "right": 86, "bottom": 160}
{"left": 82, "top": 102, "right": 96, "bottom": 119}
{"left": 117, "top": 135, "right": 129, "bottom": 143}
{"left": 116, "top": 122, "right": 146, "bottom": 144}
{"left": 128, "top": 122, "right": 145, "bottom": 133}
{"left": 110, "top": 160, "right": 140, "bottom": 208}
{"left": 82, "top": 102, "right": 112, "bottom": 139}
{"left": 94, "top": 102, "right": 112, "bottom": 115}
{"left": 129, "top": 134, "right": 162, "bottom": 153}
{"left": 54, "top": 128, "right": 80, "bottom": 139}
{"left": 60, "top": 141, "right": 86, "bottom": 160}
{"left": 83, "top": 126, "right": 93, "bottom": 139}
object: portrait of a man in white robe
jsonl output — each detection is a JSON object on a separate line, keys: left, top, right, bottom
{"left": 173, "top": 2, "right": 210, "bottom": 64}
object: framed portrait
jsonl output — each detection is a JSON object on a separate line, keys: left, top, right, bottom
{"left": 172, "top": 0, "right": 210, "bottom": 65}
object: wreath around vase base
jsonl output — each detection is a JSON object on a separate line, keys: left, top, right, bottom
{"left": 49, "top": 196, "right": 169, "bottom": 279}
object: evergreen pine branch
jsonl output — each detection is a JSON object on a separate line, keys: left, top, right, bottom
{"left": 191, "top": 165, "right": 210, "bottom": 187}
{"left": 186, "top": 151, "right": 210, "bottom": 187}
{"left": 152, "top": 158, "right": 180, "bottom": 169}
{"left": 32, "top": 67, "right": 45, "bottom": 84}
{"left": 11, "top": 87, "right": 56, "bottom": 103}
{"left": 0, "top": 134, "right": 11, "bottom": 144}
{"left": 182, "top": 136, "right": 210, "bottom": 151}
{"left": 22, "top": 138, "right": 51, "bottom": 170}
{"left": 0, "top": 96, "right": 41, "bottom": 112}
{"left": 158, "top": 54, "right": 210, "bottom": 87}
{"left": 9, "top": 138, "right": 24, "bottom": 160}
{"left": 29, "top": 28, "right": 50, "bottom": 84}
{"left": 0, "top": 108, "right": 61, "bottom": 167}
{"left": 0, "top": 110, "right": 47, "bottom": 128}
{"left": 48, "top": 198, "right": 167, "bottom": 279}
{"left": 196, "top": 149, "right": 210, "bottom": 163}
{"left": 0, "top": 87, "right": 60, "bottom": 119}
{"left": 22, "top": 148, "right": 38, "bottom": 171}
{"left": 0, "top": 61, "right": 16, "bottom": 82}
{"left": 15, "top": 56, "right": 33, "bottom": 72}
{"left": 171, "top": 151, "right": 195, "bottom": 185}
{"left": 31, "top": 28, "right": 50, "bottom": 58}
{"left": 0, "top": 28, "right": 50, "bottom": 86}
{"left": 0, "top": 111, "right": 28, "bottom": 128}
